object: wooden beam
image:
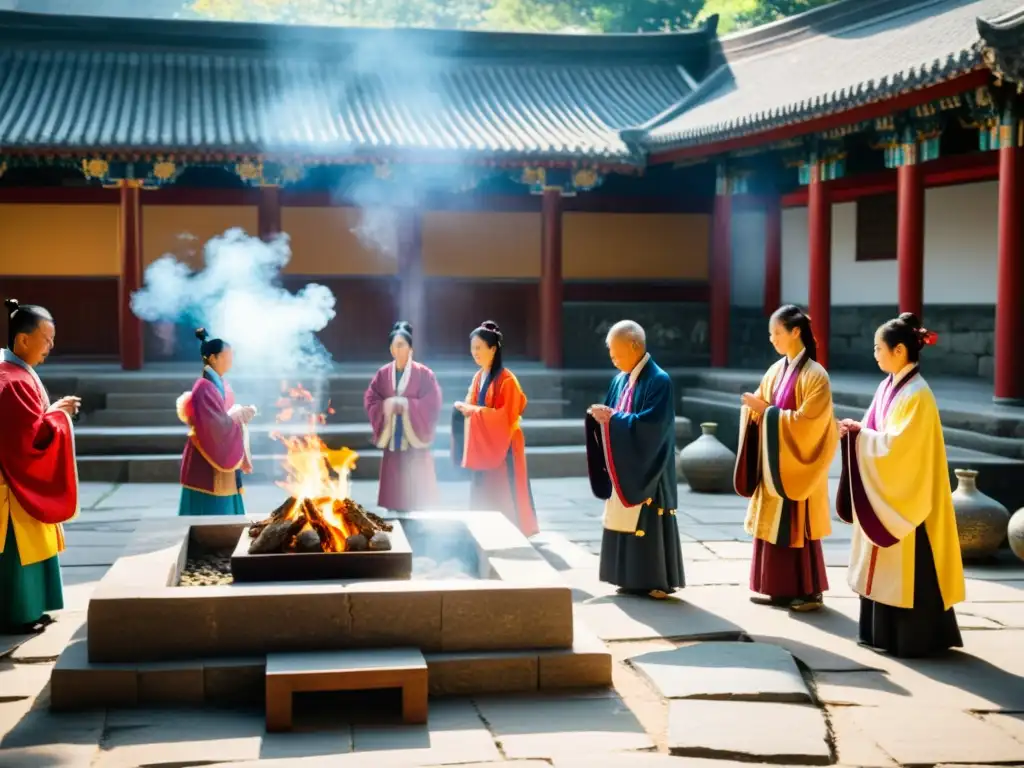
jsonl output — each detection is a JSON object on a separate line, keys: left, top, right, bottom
{"left": 650, "top": 69, "right": 992, "bottom": 165}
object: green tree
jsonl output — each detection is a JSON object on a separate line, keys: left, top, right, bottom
{"left": 699, "top": 0, "right": 839, "bottom": 33}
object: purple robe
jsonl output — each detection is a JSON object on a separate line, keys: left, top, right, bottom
{"left": 364, "top": 360, "right": 442, "bottom": 511}
{"left": 177, "top": 370, "right": 249, "bottom": 496}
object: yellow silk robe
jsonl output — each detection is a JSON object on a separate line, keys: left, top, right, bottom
{"left": 735, "top": 353, "right": 837, "bottom": 547}
{"left": 837, "top": 366, "right": 965, "bottom": 610}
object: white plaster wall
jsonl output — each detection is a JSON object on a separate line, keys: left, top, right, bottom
{"left": 731, "top": 209, "right": 766, "bottom": 307}
{"left": 779, "top": 181, "right": 999, "bottom": 307}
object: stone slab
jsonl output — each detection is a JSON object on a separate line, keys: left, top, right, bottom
{"left": 960, "top": 601, "right": 1024, "bottom": 628}
{"left": 575, "top": 595, "right": 742, "bottom": 643}
{"left": 58, "top": 546, "right": 127, "bottom": 567}
{"left": 630, "top": 641, "right": 810, "bottom": 702}
{"left": 10, "top": 613, "right": 86, "bottom": 663}
{"left": 849, "top": 705, "right": 1024, "bottom": 765}
{"left": 0, "top": 745, "right": 99, "bottom": 767}
{"left": 963, "top": 578, "right": 1024, "bottom": 602}
{"left": 667, "top": 700, "right": 830, "bottom": 764}
{"left": 474, "top": 691, "right": 653, "bottom": 759}
{"left": 50, "top": 639, "right": 138, "bottom": 710}
{"left": 556, "top": 758, "right": 811, "bottom": 768}
{"left": 826, "top": 706, "right": 898, "bottom": 768}
{"left": 538, "top": 626, "right": 613, "bottom": 690}
{"left": 0, "top": 632, "right": 34, "bottom": 660}
{"left": 0, "top": 662, "right": 53, "bottom": 702}
{"left": 425, "top": 651, "right": 538, "bottom": 696}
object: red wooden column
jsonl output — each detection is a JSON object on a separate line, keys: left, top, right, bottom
{"left": 709, "top": 186, "right": 732, "bottom": 367}
{"left": 763, "top": 195, "right": 782, "bottom": 315}
{"left": 397, "top": 209, "right": 426, "bottom": 357}
{"left": 258, "top": 186, "right": 282, "bottom": 241}
{"left": 897, "top": 160, "right": 925, "bottom": 318}
{"left": 995, "top": 140, "right": 1024, "bottom": 403}
{"left": 540, "top": 188, "right": 563, "bottom": 368}
{"left": 118, "top": 181, "right": 143, "bottom": 371}
{"left": 807, "top": 165, "right": 832, "bottom": 369}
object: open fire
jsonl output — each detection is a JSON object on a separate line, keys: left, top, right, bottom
{"left": 246, "top": 384, "right": 393, "bottom": 556}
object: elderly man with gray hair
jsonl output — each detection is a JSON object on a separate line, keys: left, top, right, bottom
{"left": 585, "top": 320, "right": 685, "bottom": 599}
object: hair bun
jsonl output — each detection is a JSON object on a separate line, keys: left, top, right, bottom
{"left": 897, "top": 312, "right": 922, "bottom": 331}
{"left": 195, "top": 327, "right": 209, "bottom": 342}
{"left": 3, "top": 298, "right": 18, "bottom": 316}
{"left": 392, "top": 321, "right": 412, "bottom": 333}
{"left": 480, "top": 320, "right": 502, "bottom": 336}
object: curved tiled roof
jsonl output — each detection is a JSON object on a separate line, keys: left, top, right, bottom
{"left": 0, "top": 10, "right": 714, "bottom": 166}
{"left": 642, "top": 0, "right": 1019, "bottom": 152}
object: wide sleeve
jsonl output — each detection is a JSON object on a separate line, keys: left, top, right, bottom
{"left": 585, "top": 383, "right": 618, "bottom": 500}
{"left": 460, "top": 373, "right": 526, "bottom": 471}
{"left": 600, "top": 373, "right": 674, "bottom": 507}
{"left": 403, "top": 367, "right": 442, "bottom": 448}
{"left": 0, "top": 379, "right": 78, "bottom": 525}
{"left": 364, "top": 369, "right": 391, "bottom": 447}
{"left": 759, "top": 368, "right": 837, "bottom": 502}
{"left": 189, "top": 379, "right": 245, "bottom": 472}
{"left": 836, "top": 387, "right": 939, "bottom": 547}
{"left": 734, "top": 369, "right": 773, "bottom": 498}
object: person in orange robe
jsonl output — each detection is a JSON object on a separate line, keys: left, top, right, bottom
{"left": 0, "top": 299, "right": 80, "bottom": 633}
{"left": 451, "top": 321, "right": 539, "bottom": 537}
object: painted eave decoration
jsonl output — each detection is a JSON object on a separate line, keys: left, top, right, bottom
{"left": 977, "top": 5, "right": 1024, "bottom": 88}
{"left": 0, "top": 8, "right": 715, "bottom": 168}
{"left": 641, "top": 0, "right": 1022, "bottom": 154}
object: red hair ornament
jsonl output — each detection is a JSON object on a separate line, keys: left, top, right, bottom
{"left": 920, "top": 329, "right": 939, "bottom": 346}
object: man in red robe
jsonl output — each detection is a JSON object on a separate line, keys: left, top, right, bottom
{"left": 0, "top": 299, "right": 80, "bottom": 633}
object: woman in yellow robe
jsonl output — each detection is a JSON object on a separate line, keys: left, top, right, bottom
{"left": 735, "top": 305, "right": 837, "bottom": 612}
{"left": 836, "top": 312, "right": 965, "bottom": 658}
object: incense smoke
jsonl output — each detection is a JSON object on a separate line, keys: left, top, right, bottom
{"left": 131, "top": 228, "right": 336, "bottom": 376}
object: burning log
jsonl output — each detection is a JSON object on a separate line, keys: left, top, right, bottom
{"left": 335, "top": 498, "right": 392, "bottom": 538}
{"left": 248, "top": 517, "right": 304, "bottom": 554}
{"left": 248, "top": 497, "right": 296, "bottom": 539}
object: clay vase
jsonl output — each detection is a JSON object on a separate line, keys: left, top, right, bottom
{"left": 1008, "top": 508, "right": 1024, "bottom": 563}
{"left": 677, "top": 422, "right": 735, "bottom": 494}
{"left": 951, "top": 469, "right": 1010, "bottom": 561}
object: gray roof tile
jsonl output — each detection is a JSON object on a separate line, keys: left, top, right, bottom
{"left": 644, "top": 0, "right": 1020, "bottom": 151}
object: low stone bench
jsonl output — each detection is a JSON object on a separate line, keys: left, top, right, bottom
{"left": 265, "top": 648, "right": 428, "bottom": 732}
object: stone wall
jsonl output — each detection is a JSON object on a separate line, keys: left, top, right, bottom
{"left": 562, "top": 301, "right": 710, "bottom": 368}
{"left": 731, "top": 304, "right": 996, "bottom": 379}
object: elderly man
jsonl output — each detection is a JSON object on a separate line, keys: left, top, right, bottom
{"left": 585, "top": 320, "right": 684, "bottom": 599}
{"left": 0, "top": 299, "right": 80, "bottom": 633}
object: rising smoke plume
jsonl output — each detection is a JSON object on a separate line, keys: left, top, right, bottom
{"left": 131, "top": 228, "right": 336, "bottom": 376}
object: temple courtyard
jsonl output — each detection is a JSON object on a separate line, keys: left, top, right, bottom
{"left": 2, "top": 469, "right": 1023, "bottom": 768}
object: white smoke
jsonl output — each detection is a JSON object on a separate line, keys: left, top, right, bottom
{"left": 131, "top": 228, "right": 336, "bottom": 375}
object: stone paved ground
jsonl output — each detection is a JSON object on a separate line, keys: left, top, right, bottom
{"left": 3, "top": 472, "right": 1024, "bottom": 768}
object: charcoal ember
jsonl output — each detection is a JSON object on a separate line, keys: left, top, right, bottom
{"left": 346, "top": 533, "right": 369, "bottom": 551}
{"left": 295, "top": 528, "right": 322, "bottom": 552}
{"left": 248, "top": 518, "right": 303, "bottom": 554}
{"left": 339, "top": 499, "right": 384, "bottom": 538}
{"left": 249, "top": 497, "right": 296, "bottom": 538}
{"left": 368, "top": 532, "right": 392, "bottom": 551}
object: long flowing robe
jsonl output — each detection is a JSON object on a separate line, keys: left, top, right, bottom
{"left": 176, "top": 367, "right": 250, "bottom": 516}
{"left": 586, "top": 354, "right": 685, "bottom": 593}
{"left": 0, "top": 349, "right": 78, "bottom": 629}
{"left": 734, "top": 350, "right": 837, "bottom": 599}
{"left": 450, "top": 367, "right": 539, "bottom": 537}
{"left": 836, "top": 363, "right": 965, "bottom": 657}
{"left": 365, "top": 359, "right": 442, "bottom": 511}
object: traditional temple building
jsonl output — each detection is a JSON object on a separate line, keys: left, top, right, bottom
{"left": 0, "top": 0, "right": 1020, "bottom": 404}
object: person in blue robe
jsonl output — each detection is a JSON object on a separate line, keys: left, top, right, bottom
{"left": 585, "top": 320, "right": 685, "bottom": 600}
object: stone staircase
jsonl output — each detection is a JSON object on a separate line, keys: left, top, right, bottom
{"left": 51, "top": 368, "right": 694, "bottom": 484}
{"left": 678, "top": 369, "right": 1024, "bottom": 514}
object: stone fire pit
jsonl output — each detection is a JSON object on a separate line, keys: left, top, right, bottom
{"left": 49, "top": 511, "right": 611, "bottom": 714}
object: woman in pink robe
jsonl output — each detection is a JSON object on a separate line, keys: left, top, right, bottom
{"left": 364, "top": 322, "right": 442, "bottom": 512}
{"left": 177, "top": 329, "right": 257, "bottom": 516}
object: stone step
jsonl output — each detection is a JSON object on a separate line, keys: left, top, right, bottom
{"left": 679, "top": 388, "right": 1024, "bottom": 514}
{"left": 85, "top": 397, "right": 571, "bottom": 426}
{"left": 681, "top": 386, "right": 1024, "bottom": 460}
{"left": 75, "top": 445, "right": 591, "bottom": 483}
{"left": 49, "top": 627, "right": 612, "bottom": 710}
{"left": 73, "top": 417, "right": 693, "bottom": 457}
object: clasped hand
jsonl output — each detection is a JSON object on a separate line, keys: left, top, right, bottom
{"left": 740, "top": 392, "right": 768, "bottom": 415}
{"left": 453, "top": 401, "right": 480, "bottom": 416}
{"left": 52, "top": 396, "right": 81, "bottom": 416}
{"left": 587, "top": 404, "right": 614, "bottom": 425}
{"left": 837, "top": 418, "right": 861, "bottom": 437}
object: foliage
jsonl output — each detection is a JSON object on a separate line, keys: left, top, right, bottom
{"left": 185, "top": 0, "right": 841, "bottom": 33}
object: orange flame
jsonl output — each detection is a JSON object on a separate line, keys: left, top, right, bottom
{"left": 272, "top": 383, "right": 360, "bottom": 552}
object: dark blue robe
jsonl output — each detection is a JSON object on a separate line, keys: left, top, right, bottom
{"left": 586, "top": 357, "right": 685, "bottom": 593}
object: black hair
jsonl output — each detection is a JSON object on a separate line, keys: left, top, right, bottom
{"left": 470, "top": 320, "right": 504, "bottom": 372}
{"left": 770, "top": 304, "right": 817, "bottom": 362}
{"left": 5, "top": 298, "right": 54, "bottom": 349}
{"left": 877, "top": 312, "right": 933, "bottom": 363}
{"left": 195, "top": 327, "right": 229, "bottom": 362}
{"left": 389, "top": 321, "right": 413, "bottom": 347}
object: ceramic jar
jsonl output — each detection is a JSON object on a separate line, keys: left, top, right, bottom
{"left": 677, "top": 422, "right": 735, "bottom": 494}
{"left": 1008, "top": 507, "right": 1024, "bottom": 563}
{"left": 951, "top": 469, "right": 1010, "bottom": 561}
